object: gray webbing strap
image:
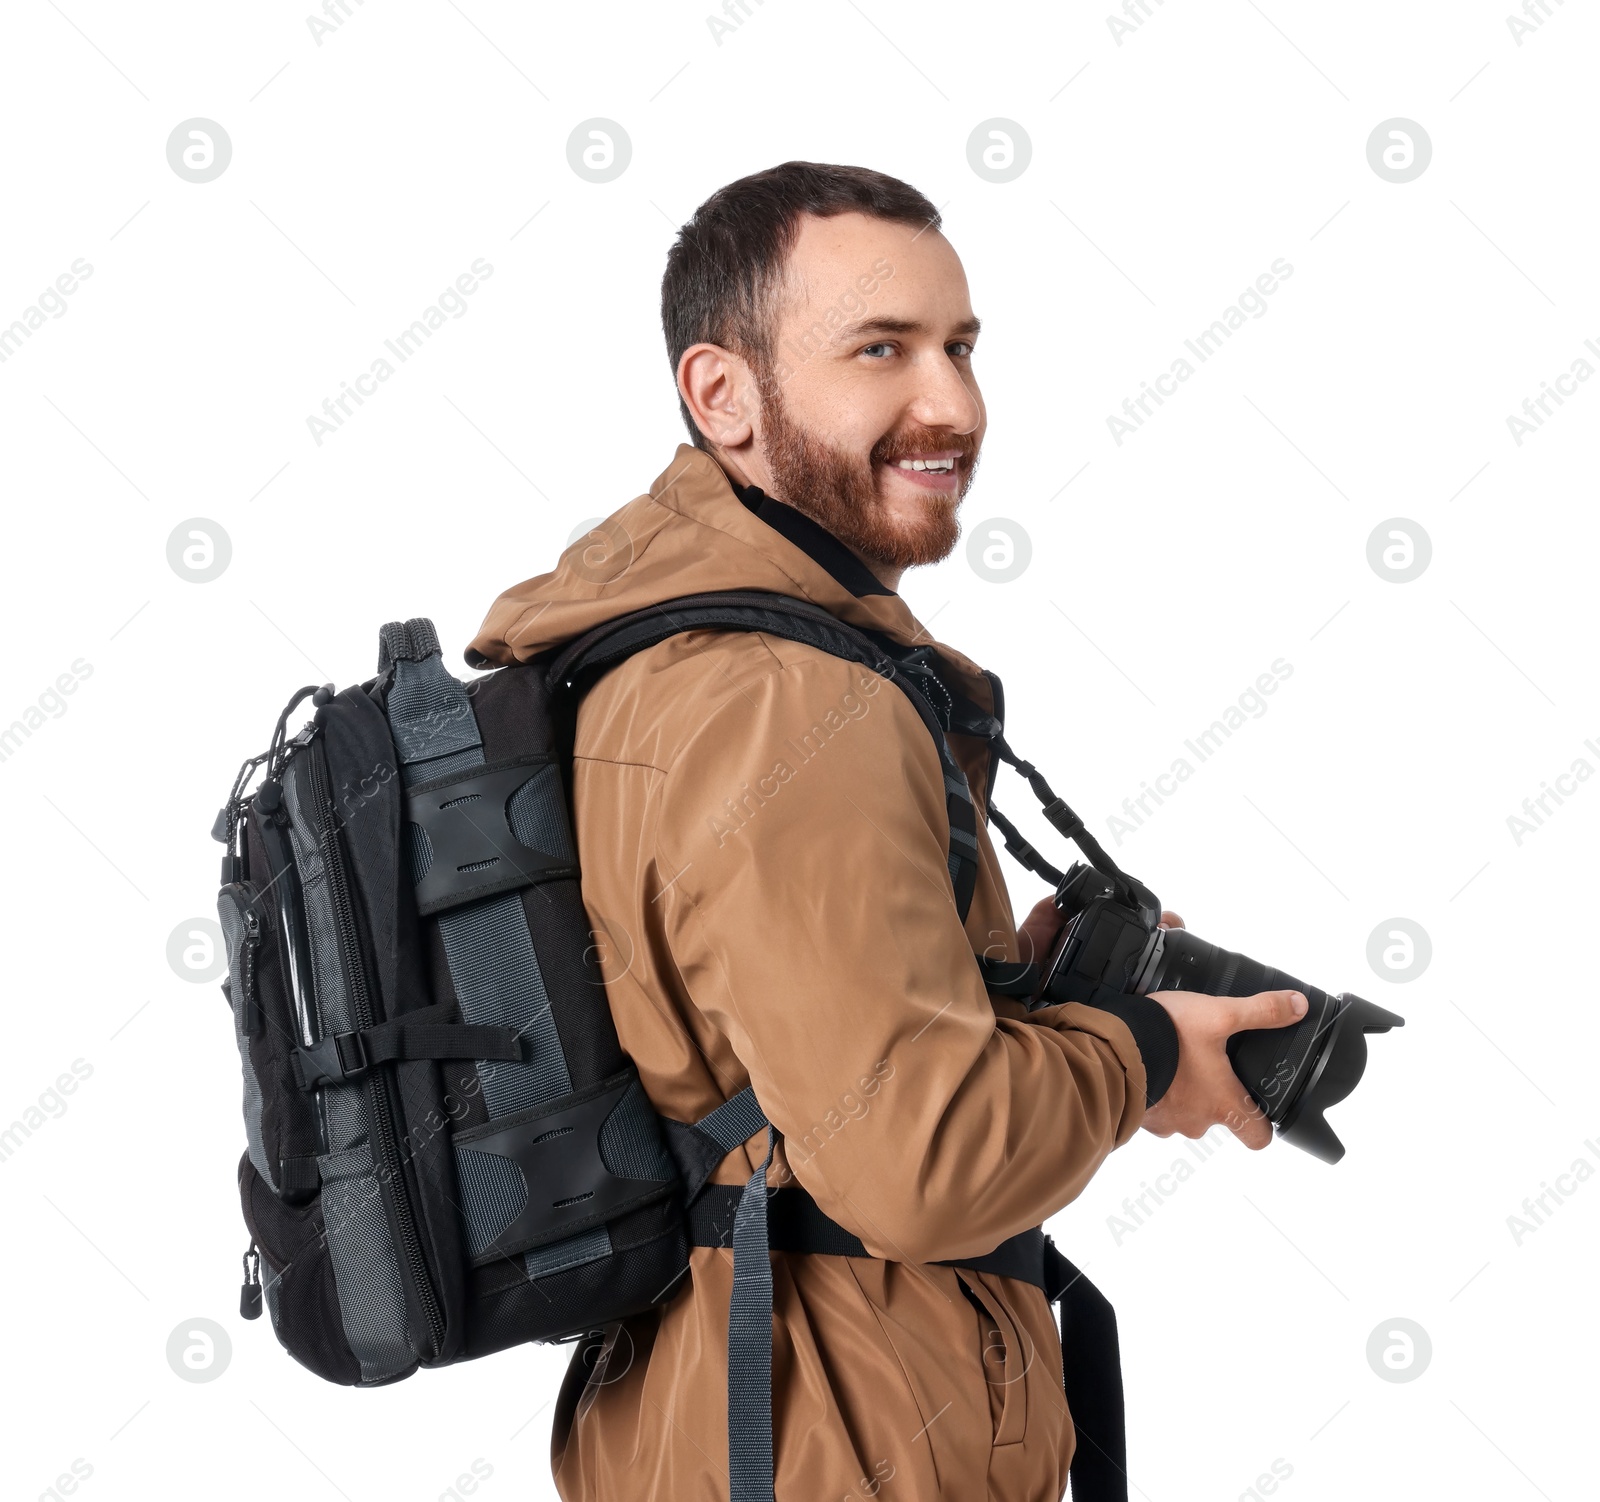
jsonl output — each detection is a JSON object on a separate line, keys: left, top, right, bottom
{"left": 696, "top": 1085, "right": 767, "bottom": 1153}
{"left": 382, "top": 621, "right": 610, "bottom": 1278}
{"left": 692, "top": 1088, "right": 779, "bottom": 1502}
{"left": 727, "top": 1122, "right": 777, "bottom": 1502}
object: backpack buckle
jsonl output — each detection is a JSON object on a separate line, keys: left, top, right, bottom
{"left": 405, "top": 756, "right": 576, "bottom": 917}
{"left": 292, "top": 1030, "right": 369, "bottom": 1090}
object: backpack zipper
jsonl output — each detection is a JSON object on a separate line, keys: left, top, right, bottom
{"left": 239, "top": 904, "right": 263, "bottom": 1036}
{"left": 304, "top": 736, "right": 444, "bottom": 1358}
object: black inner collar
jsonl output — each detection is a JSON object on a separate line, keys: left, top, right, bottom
{"left": 730, "top": 478, "right": 894, "bottom": 598}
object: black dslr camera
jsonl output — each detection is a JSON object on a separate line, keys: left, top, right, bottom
{"left": 987, "top": 743, "right": 1403, "bottom": 1163}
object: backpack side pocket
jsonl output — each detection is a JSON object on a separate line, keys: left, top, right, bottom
{"left": 238, "top": 1152, "right": 362, "bottom": 1385}
{"left": 219, "top": 880, "right": 322, "bottom": 1202}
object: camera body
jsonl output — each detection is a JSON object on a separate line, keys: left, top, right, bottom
{"left": 1031, "top": 860, "right": 1403, "bottom": 1163}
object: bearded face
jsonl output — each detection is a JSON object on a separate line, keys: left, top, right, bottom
{"left": 752, "top": 360, "right": 980, "bottom": 574}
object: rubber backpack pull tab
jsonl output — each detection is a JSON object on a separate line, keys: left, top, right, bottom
{"left": 240, "top": 1242, "right": 262, "bottom": 1320}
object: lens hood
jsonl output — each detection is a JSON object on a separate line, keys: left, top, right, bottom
{"left": 1272, "top": 994, "right": 1404, "bottom": 1164}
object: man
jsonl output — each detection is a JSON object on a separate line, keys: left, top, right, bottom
{"left": 468, "top": 162, "right": 1306, "bottom": 1502}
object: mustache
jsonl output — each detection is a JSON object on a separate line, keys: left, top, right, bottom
{"left": 872, "top": 429, "right": 980, "bottom": 465}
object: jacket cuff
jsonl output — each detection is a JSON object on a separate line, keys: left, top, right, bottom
{"left": 1079, "top": 986, "right": 1179, "bottom": 1106}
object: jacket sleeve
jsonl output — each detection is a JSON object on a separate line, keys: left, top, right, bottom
{"left": 652, "top": 645, "right": 1153, "bottom": 1265}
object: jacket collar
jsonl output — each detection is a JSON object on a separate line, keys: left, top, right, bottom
{"left": 466, "top": 443, "right": 996, "bottom": 716}
{"left": 727, "top": 474, "right": 896, "bottom": 600}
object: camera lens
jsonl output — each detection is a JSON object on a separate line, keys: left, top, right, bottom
{"left": 1138, "top": 927, "right": 1403, "bottom": 1163}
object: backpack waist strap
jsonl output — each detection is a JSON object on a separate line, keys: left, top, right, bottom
{"left": 686, "top": 1183, "right": 1055, "bottom": 1291}
{"left": 681, "top": 1086, "right": 1128, "bottom": 1502}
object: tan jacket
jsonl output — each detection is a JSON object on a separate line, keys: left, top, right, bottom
{"left": 468, "top": 445, "right": 1151, "bottom": 1502}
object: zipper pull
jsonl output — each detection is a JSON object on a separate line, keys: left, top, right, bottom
{"left": 241, "top": 908, "right": 264, "bottom": 1036}
{"left": 240, "top": 1241, "right": 262, "bottom": 1320}
{"left": 217, "top": 799, "right": 241, "bottom": 885}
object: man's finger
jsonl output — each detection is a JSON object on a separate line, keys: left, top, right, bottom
{"left": 1159, "top": 909, "right": 1184, "bottom": 930}
{"left": 1018, "top": 893, "right": 1058, "bottom": 924}
{"left": 1228, "top": 989, "right": 1308, "bottom": 1033}
{"left": 1222, "top": 1083, "right": 1273, "bottom": 1149}
{"left": 1016, "top": 896, "right": 1061, "bottom": 962}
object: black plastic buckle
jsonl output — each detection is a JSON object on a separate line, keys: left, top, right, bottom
{"left": 292, "top": 1030, "right": 369, "bottom": 1090}
{"left": 454, "top": 1073, "right": 674, "bottom": 1263}
{"left": 406, "top": 755, "right": 577, "bottom": 917}
{"left": 1041, "top": 796, "right": 1086, "bottom": 838}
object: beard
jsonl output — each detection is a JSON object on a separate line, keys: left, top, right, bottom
{"left": 752, "top": 364, "right": 980, "bottom": 573}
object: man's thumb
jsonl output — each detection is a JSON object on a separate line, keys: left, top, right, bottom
{"left": 1234, "top": 989, "right": 1309, "bottom": 1031}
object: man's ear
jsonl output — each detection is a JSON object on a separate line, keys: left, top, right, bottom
{"left": 678, "top": 343, "right": 757, "bottom": 450}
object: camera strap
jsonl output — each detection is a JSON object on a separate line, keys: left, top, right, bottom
{"left": 855, "top": 640, "right": 1142, "bottom": 904}
{"left": 975, "top": 955, "right": 1041, "bottom": 997}
{"left": 987, "top": 735, "right": 1161, "bottom": 918}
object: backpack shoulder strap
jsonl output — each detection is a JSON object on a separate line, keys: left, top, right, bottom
{"left": 547, "top": 595, "right": 989, "bottom": 1502}
{"left": 546, "top": 590, "right": 981, "bottom": 923}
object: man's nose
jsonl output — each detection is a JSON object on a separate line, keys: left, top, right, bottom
{"left": 905, "top": 353, "right": 983, "bottom": 436}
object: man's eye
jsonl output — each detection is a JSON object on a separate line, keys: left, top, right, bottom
{"left": 947, "top": 341, "right": 975, "bottom": 358}
{"left": 861, "top": 342, "right": 895, "bottom": 358}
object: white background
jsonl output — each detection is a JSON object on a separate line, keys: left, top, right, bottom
{"left": 1, "top": 1, "right": 1595, "bottom": 1499}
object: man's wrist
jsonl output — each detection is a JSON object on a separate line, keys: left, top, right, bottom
{"left": 1081, "top": 984, "right": 1180, "bottom": 1107}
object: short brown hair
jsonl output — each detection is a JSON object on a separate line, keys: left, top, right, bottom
{"left": 660, "top": 161, "right": 940, "bottom": 448}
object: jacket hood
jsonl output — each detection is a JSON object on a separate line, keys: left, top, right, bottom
{"left": 465, "top": 443, "right": 994, "bottom": 705}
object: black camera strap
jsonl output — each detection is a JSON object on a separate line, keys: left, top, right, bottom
{"left": 990, "top": 735, "right": 1117, "bottom": 874}
{"left": 858, "top": 644, "right": 1136, "bottom": 900}
{"left": 987, "top": 800, "right": 1067, "bottom": 888}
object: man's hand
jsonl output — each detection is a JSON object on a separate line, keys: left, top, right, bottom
{"left": 1016, "top": 895, "right": 1185, "bottom": 966}
{"left": 1141, "top": 988, "right": 1309, "bottom": 1148}
{"left": 1012, "top": 899, "right": 1289, "bottom": 1146}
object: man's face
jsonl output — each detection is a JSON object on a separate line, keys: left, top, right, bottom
{"left": 743, "top": 211, "right": 986, "bottom": 574}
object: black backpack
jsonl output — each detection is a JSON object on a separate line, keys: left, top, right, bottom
{"left": 213, "top": 589, "right": 1127, "bottom": 1502}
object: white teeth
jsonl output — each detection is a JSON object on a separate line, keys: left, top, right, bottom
{"left": 894, "top": 457, "right": 956, "bottom": 472}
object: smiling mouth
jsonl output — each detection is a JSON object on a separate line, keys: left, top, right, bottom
{"left": 879, "top": 454, "right": 963, "bottom": 493}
